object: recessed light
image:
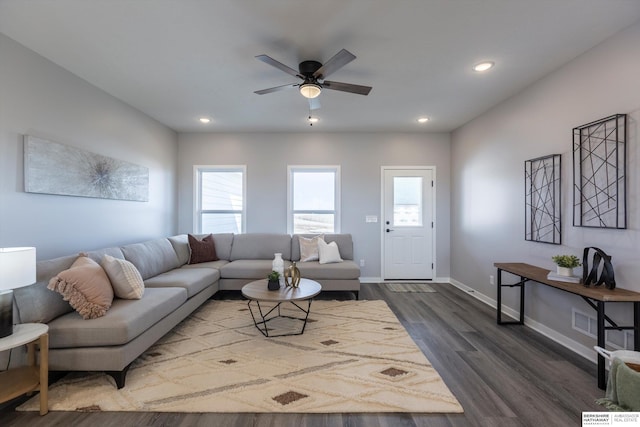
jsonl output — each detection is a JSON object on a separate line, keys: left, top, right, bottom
{"left": 417, "top": 117, "right": 429, "bottom": 123}
{"left": 473, "top": 61, "right": 494, "bottom": 72}
{"left": 199, "top": 117, "right": 211, "bottom": 124}
{"left": 308, "top": 116, "right": 319, "bottom": 123}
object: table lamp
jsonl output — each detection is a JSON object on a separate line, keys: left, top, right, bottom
{"left": 0, "top": 247, "right": 36, "bottom": 338}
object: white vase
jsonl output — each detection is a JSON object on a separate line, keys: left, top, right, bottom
{"left": 557, "top": 266, "right": 573, "bottom": 277}
{"left": 272, "top": 253, "right": 284, "bottom": 285}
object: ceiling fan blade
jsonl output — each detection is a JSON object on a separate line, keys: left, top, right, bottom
{"left": 254, "top": 83, "right": 298, "bottom": 95}
{"left": 322, "top": 80, "right": 372, "bottom": 95}
{"left": 313, "top": 49, "right": 356, "bottom": 79}
{"left": 308, "top": 97, "right": 321, "bottom": 110}
{"left": 255, "top": 54, "right": 303, "bottom": 79}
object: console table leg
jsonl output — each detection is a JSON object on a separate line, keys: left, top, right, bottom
{"left": 519, "top": 276, "right": 525, "bottom": 324}
{"left": 597, "top": 301, "right": 606, "bottom": 390}
{"left": 496, "top": 268, "right": 503, "bottom": 324}
{"left": 634, "top": 302, "right": 640, "bottom": 352}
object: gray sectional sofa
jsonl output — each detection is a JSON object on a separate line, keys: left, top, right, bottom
{"left": 12, "top": 233, "right": 359, "bottom": 388}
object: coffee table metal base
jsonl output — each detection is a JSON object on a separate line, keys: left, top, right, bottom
{"left": 247, "top": 299, "right": 313, "bottom": 337}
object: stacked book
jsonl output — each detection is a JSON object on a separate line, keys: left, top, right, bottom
{"left": 547, "top": 272, "right": 581, "bottom": 283}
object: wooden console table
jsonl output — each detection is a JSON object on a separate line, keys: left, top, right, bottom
{"left": 495, "top": 262, "right": 640, "bottom": 390}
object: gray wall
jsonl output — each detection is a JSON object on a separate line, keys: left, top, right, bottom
{"left": 0, "top": 34, "right": 179, "bottom": 259}
{"left": 178, "top": 132, "right": 451, "bottom": 280}
{"left": 450, "top": 22, "right": 640, "bottom": 355}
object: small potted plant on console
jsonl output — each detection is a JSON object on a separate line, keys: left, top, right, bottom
{"left": 267, "top": 271, "right": 281, "bottom": 290}
{"left": 552, "top": 254, "right": 581, "bottom": 277}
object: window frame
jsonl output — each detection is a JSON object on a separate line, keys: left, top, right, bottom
{"left": 287, "top": 165, "right": 341, "bottom": 234}
{"left": 193, "top": 165, "right": 247, "bottom": 234}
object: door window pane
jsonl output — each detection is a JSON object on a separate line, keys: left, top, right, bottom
{"left": 393, "top": 177, "right": 422, "bottom": 226}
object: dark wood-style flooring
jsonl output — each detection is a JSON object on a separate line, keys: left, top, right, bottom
{"left": 1, "top": 283, "right": 603, "bottom": 426}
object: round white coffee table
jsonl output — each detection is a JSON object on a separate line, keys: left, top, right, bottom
{"left": 241, "top": 278, "right": 321, "bottom": 337}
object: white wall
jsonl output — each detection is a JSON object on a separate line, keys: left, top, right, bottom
{"left": 0, "top": 34, "right": 179, "bottom": 259}
{"left": 451, "top": 22, "right": 640, "bottom": 354}
{"left": 178, "top": 132, "right": 451, "bottom": 280}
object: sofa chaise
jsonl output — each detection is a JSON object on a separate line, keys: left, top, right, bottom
{"left": 11, "top": 233, "right": 359, "bottom": 388}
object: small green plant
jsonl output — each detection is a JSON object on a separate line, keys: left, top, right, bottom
{"left": 552, "top": 255, "right": 581, "bottom": 268}
{"left": 267, "top": 271, "right": 280, "bottom": 281}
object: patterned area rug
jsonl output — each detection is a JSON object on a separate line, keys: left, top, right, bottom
{"left": 19, "top": 300, "right": 462, "bottom": 413}
{"left": 386, "top": 283, "right": 438, "bottom": 292}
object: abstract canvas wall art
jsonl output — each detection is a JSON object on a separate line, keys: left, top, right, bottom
{"left": 24, "top": 135, "right": 149, "bottom": 202}
{"left": 525, "top": 154, "right": 561, "bottom": 244}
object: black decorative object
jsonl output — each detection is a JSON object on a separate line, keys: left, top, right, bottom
{"left": 525, "top": 154, "right": 561, "bottom": 244}
{"left": 573, "top": 114, "right": 626, "bottom": 229}
{"left": 582, "top": 247, "right": 615, "bottom": 290}
{"left": 268, "top": 279, "right": 280, "bottom": 291}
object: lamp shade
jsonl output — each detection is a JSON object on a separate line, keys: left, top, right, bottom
{"left": 0, "top": 247, "right": 36, "bottom": 290}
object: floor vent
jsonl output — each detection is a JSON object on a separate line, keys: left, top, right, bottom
{"left": 572, "top": 308, "right": 634, "bottom": 350}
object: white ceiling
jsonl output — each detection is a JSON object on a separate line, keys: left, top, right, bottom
{"left": 2, "top": 1, "right": 640, "bottom": 133}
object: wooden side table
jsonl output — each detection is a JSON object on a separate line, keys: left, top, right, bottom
{"left": 0, "top": 323, "right": 49, "bottom": 415}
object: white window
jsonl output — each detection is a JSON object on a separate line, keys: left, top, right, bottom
{"left": 194, "top": 166, "right": 246, "bottom": 234}
{"left": 288, "top": 166, "right": 340, "bottom": 234}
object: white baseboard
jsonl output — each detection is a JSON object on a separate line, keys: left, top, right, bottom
{"left": 360, "top": 276, "right": 451, "bottom": 284}
{"left": 448, "top": 278, "right": 597, "bottom": 364}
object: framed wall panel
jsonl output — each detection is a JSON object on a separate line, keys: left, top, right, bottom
{"left": 572, "top": 114, "right": 626, "bottom": 229}
{"left": 525, "top": 154, "right": 561, "bottom": 244}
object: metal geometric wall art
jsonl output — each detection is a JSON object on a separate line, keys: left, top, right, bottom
{"left": 573, "top": 114, "right": 626, "bottom": 229}
{"left": 24, "top": 135, "right": 149, "bottom": 202}
{"left": 525, "top": 154, "right": 561, "bottom": 244}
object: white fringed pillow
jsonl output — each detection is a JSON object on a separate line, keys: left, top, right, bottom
{"left": 299, "top": 235, "right": 324, "bottom": 262}
{"left": 101, "top": 254, "right": 144, "bottom": 299}
{"left": 318, "top": 239, "right": 343, "bottom": 264}
{"left": 48, "top": 255, "right": 114, "bottom": 319}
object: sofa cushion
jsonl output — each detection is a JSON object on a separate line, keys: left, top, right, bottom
{"left": 229, "top": 233, "right": 292, "bottom": 261}
{"left": 47, "top": 256, "right": 114, "bottom": 320}
{"left": 144, "top": 267, "right": 218, "bottom": 298}
{"left": 169, "top": 233, "right": 235, "bottom": 263}
{"left": 220, "top": 259, "right": 287, "bottom": 279}
{"left": 101, "top": 254, "right": 144, "bottom": 299}
{"left": 295, "top": 260, "right": 360, "bottom": 280}
{"left": 182, "top": 259, "right": 229, "bottom": 270}
{"left": 15, "top": 254, "right": 77, "bottom": 324}
{"left": 188, "top": 234, "right": 218, "bottom": 264}
{"left": 84, "top": 247, "right": 126, "bottom": 264}
{"left": 318, "top": 239, "right": 343, "bottom": 264}
{"left": 292, "top": 234, "right": 354, "bottom": 260}
{"left": 121, "top": 238, "right": 181, "bottom": 280}
{"left": 299, "top": 235, "right": 323, "bottom": 261}
{"left": 47, "top": 287, "right": 187, "bottom": 348}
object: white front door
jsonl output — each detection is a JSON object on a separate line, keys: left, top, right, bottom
{"left": 382, "top": 168, "right": 434, "bottom": 280}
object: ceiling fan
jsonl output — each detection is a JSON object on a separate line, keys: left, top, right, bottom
{"left": 254, "top": 49, "right": 372, "bottom": 108}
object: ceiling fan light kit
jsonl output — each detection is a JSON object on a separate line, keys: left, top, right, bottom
{"left": 299, "top": 83, "right": 321, "bottom": 99}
